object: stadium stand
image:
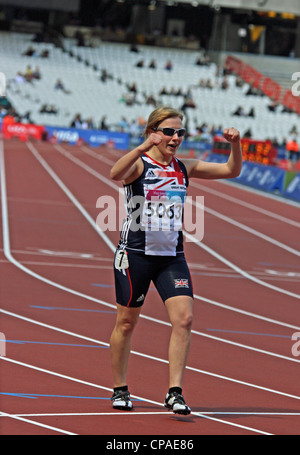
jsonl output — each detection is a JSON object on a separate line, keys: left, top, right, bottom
{"left": 0, "top": 30, "right": 299, "bottom": 147}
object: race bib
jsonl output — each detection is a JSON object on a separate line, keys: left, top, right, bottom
{"left": 114, "top": 249, "right": 129, "bottom": 270}
{"left": 141, "top": 190, "right": 185, "bottom": 231}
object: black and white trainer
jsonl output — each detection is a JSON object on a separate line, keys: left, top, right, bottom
{"left": 164, "top": 391, "right": 191, "bottom": 415}
{"left": 111, "top": 390, "right": 133, "bottom": 411}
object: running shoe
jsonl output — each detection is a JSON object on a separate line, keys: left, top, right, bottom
{"left": 164, "top": 391, "right": 191, "bottom": 415}
{"left": 111, "top": 390, "right": 133, "bottom": 411}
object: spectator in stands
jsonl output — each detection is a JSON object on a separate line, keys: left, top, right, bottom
{"left": 75, "top": 30, "right": 85, "bottom": 47}
{"left": 54, "top": 78, "right": 64, "bottom": 90}
{"left": 119, "top": 117, "right": 129, "bottom": 132}
{"left": 160, "top": 87, "right": 169, "bottom": 96}
{"left": 32, "top": 66, "right": 41, "bottom": 80}
{"left": 0, "top": 106, "right": 7, "bottom": 119}
{"left": 247, "top": 107, "right": 255, "bottom": 117}
{"left": 14, "top": 72, "right": 25, "bottom": 85}
{"left": 39, "top": 104, "right": 58, "bottom": 115}
{"left": 70, "top": 113, "right": 82, "bottom": 128}
{"left": 40, "top": 49, "right": 49, "bottom": 58}
{"left": 48, "top": 105, "right": 58, "bottom": 115}
{"left": 136, "top": 59, "right": 144, "bottom": 68}
{"left": 165, "top": 60, "right": 173, "bottom": 71}
{"left": 235, "top": 76, "right": 244, "bottom": 88}
{"left": 129, "top": 119, "right": 140, "bottom": 137}
{"left": 149, "top": 59, "right": 157, "bottom": 69}
{"left": 24, "top": 65, "right": 33, "bottom": 82}
{"left": 282, "top": 106, "right": 293, "bottom": 114}
{"left": 100, "top": 115, "right": 109, "bottom": 130}
{"left": 81, "top": 118, "right": 90, "bottom": 129}
{"left": 195, "top": 53, "right": 210, "bottom": 66}
{"left": 145, "top": 93, "right": 156, "bottom": 106}
{"left": 130, "top": 44, "right": 139, "bottom": 53}
{"left": 211, "top": 125, "right": 224, "bottom": 136}
{"left": 289, "top": 125, "right": 299, "bottom": 135}
{"left": 128, "top": 82, "right": 137, "bottom": 94}
{"left": 267, "top": 101, "right": 278, "bottom": 112}
{"left": 246, "top": 82, "right": 264, "bottom": 97}
{"left": 54, "top": 79, "right": 71, "bottom": 94}
{"left": 281, "top": 137, "right": 287, "bottom": 148}
{"left": 39, "top": 104, "right": 48, "bottom": 114}
{"left": 205, "top": 79, "right": 214, "bottom": 89}
{"left": 286, "top": 138, "right": 299, "bottom": 162}
{"left": 175, "top": 87, "right": 184, "bottom": 97}
{"left": 195, "top": 54, "right": 205, "bottom": 66}
{"left": 221, "top": 76, "right": 229, "bottom": 90}
{"left": 181, "top": 93, "right": 196, "bottom": 111}
{"left": 100, "top": 69, "right": 108, "bottom": 83}
{"left": 21, "top": 110, "right": 34, "bottom": 124}
{"left": 232, "top": 106, "right": 245, "bottom": 116}
{"left": 22, "top": 46, "right": 37, "bottom": 57}
{"left": 244, "top": 128, "right": 252, "bottom": 138}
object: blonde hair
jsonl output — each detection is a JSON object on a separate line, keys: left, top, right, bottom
{"left": 143, "top": 106, "right": 184, "bottom": 137}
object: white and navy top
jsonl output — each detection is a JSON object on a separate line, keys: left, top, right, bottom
{"left": 119, "top": 153, "right": 189, "bottom": 256}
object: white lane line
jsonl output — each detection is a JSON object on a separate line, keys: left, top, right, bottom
{"left": 1, "top": 309, "right": 300, "bottom": 398}
{"left": 190, "top": 180, "right": 300, "bottom": 228}
{"left": 82, "top": 144, "right": 300, "bottom": 228}
{"left": 1, "top": 141, "right": 299, "bottom": 367}
{"left": 0, "top": 140, "right": 298, "bottom": 434}
{"left": 185, "top": 231, "right": 300, "bottom": 300}
{"left": 6, "top": 411, "right": 300, "bottom": 417}
{"left": 27, "top": 142, "right": 116, "bottom": 254}
{"left": 1, "top": 412, "right": 171, "bottom": 417}
{"left": 189, "top": 199, "right": 300, "bottom": 257}
{"left": 55, "top": 142, "right": 300, "bottom": 300}
{"left": 0, "top": 357, "right": 273, "bottom": 435}
{"left": 0, "top": 410, "right": 77, "bottom": 435}
{"left": 0, "top": 156, "right": 285, "bottom": 437}
{"left": 24, "top": 142, "right": 300, "bottom": 325}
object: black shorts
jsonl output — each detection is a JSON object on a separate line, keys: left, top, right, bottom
{"left": 113, "top": 248, "right": 193, "bottom": 308}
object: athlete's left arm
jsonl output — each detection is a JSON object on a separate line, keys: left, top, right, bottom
{"left": 182, "top": 127, "right": 242, "bottom": 180}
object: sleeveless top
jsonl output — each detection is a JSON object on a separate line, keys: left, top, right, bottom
{"left": 119, "top": 153, "right": 189, "bottom": 256}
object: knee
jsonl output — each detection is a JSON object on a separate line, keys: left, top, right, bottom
{"left": 174, "top": 312, "right": 193, "bottom": 332}
{"left": 183, "top": 313, "right": 193, "bottom": 331}
{"left": 116, "top": 317, "right": 138, "bottom": 337}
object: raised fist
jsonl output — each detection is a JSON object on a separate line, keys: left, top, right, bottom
{"left": 223, "top": 127, "right": 240, "bottom": 143}
{"left": 148, "top": 132, "right": 163, "bottom": 146}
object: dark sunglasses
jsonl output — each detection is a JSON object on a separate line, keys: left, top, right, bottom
{"left": 153, "top": 127, "right": 186, "bottom": 137}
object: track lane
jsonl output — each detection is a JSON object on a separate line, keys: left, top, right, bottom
{"left": 48, "top": 141, "right": 300, "bottom": 305}
{"left": 1, "top": 138, "right": 298, "bottom": 434}
{"left": 20, "top": 141, "right": 300, "bottom": 354}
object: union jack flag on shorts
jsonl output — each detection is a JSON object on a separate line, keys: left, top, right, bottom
{"left": 174, "top": 279, "right": 189, "bottom": 288}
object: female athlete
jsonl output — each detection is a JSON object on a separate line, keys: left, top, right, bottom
{"left": 109, "top": 106, "right": 242, "bottom": 414}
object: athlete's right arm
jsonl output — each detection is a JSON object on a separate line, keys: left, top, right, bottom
{"left": 110, "top": 133, "right": 162, "bottom": 182}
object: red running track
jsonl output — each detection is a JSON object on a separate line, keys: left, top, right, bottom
{"left": 0, "top": 137, "right": 300, "bottom": 436}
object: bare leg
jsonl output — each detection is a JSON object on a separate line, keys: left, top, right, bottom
{"left": 164, "top": 296, "right": 193, "bottom": 389}
{"left": 110, "top": 304, "right": 141, "bottom": 388}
